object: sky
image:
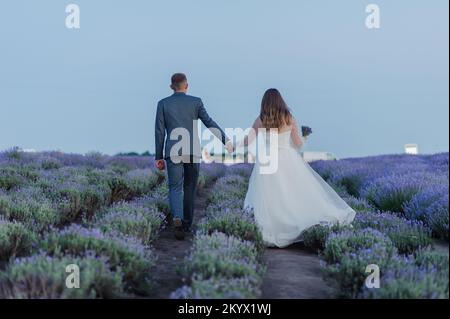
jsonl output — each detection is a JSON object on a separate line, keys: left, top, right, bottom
{"left": 0, "top": 0, "right": 448, "bottom": 158}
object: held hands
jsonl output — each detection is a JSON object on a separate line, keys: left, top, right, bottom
{"left": 155, "top": 159, "right": 166, "bottom": 171}
{"left": 225, "top": 141, "right": 235, "bottom": 154}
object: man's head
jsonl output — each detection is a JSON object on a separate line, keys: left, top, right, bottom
{"left": 170, "top": 73, "right": 188, "bottom": 92}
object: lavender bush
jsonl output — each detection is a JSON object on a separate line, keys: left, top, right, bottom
{"left": 0, "top": 219, "right": 36, "bottom": 262}
{"left": 0, "top": 187, "right": 60, "bottom": 233}
{"left": 199, "top": 209, "right": 264, "bottom": 254}
{"left": 207, "top": 175, "right": 248, "bottom": 206}
{"left": 225, "top": 164, "right": 253, "bottom": 179}
{"left": 359, "top": 250, "right": 449, "bottom": 299}
{"left": 301, "top": 223, "right": 351, "bottom": 252}
{"left": 0, "top": 150, "right": 447, "bottom": 299}
{"left": 322, "top": 243, "right": 398, "bottom": 298}
{"left": 403, "top": 184, "right": 449, "bottom": 239}
{"left": 180, "top": 232, "right": 263, "bottom": 280}
{"left": 0, "top": 151, "right": 167, "bottom": 298}
{"left": 0, "top": 253, "right": 124, "bottom": 299}
{"left": 171, "top": 276, "right": 261, "bottom": 299}
{"left": 131, "top": 188, "right": 170, "bottom": 217}
{"left": 0, "top": 166, "right": 39, "bottom": 191}
{"left": 361, "top": 172, "right": 443, "bottom": 213}
{"left": 198, "top": 163, "right": 228, "bottom": 186}
{"left": 41, "top": 225, "right": 156, "bottom": 293}
{"left": 311, "top": 153, "right": 449, "bottom": 241}
{"left": 353, "top": 211, "right": 432, "bottom": 254}
{"left": 107, "top": 169, "right": 160, "bottom": 203}
{"left": 37, "top": 168, "right": 112, "bottom": 222}
{"left": 94, "top": 201, "right": 165, "bottom": 245}
{"left": 123, "top": 169, "right": 159, "bottom": 197}
{"left": 322, "top": 228, "right": 397, "bottom": 265}
{"left": 342, "top": 196, "right": 375, "bottom": 212}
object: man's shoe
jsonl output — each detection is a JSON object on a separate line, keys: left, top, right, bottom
{"left": 173, "top": 218, "right": 185, "bottom": 240}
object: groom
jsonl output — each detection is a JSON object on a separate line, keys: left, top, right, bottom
{"left": 154, "top": 73, "right": 233, "bottom": 240}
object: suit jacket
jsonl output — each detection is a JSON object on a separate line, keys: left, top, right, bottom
{"left": 155, "top": 92, "right": 227, "bottom": 161}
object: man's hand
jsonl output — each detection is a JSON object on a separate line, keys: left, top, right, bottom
{"left": 225, "top": 141, "right": 235, "bottom": 154}
{"left": 155, "top": 159, "right": 166, "bottom": 171}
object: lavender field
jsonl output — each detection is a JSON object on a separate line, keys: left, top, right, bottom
{"left": 0, "top": 149, "right": 448, "bottom": 299}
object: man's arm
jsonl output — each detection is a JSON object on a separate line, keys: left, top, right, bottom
{"left": 198, "top": 99, "right": 228, "bottom": 145}
{"left": 155, "top": 101, "right": 166, "bottom": 160}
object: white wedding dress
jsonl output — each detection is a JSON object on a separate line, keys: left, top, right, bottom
{"left": 244, "top": 129, "right": 356, "bottom": 248}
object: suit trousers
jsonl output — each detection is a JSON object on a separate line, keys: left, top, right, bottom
{"left": 166, "top": 157, "right": 200, "bottom": 229}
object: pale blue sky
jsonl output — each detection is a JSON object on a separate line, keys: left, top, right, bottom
{"left": 0, "top": 0, "right": 448, "bottom": 158}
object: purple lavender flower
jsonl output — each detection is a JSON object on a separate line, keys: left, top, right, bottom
{"left": 354, "top": 211, "right": 432, "bottom": 254}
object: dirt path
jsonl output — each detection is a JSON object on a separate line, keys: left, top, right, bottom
{"left": 147, "top": 191, "right": 208, "bottom": 299}
{"left": 261, "top": 243, "right": 334, "bottom": 299}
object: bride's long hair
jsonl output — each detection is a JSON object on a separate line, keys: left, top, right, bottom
{"left": 259, "top": 89, "right": 293, "bottom": 129}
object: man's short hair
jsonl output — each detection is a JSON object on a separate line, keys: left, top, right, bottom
{"left": 171, "top": 73, "right": 187, "bottom": 90}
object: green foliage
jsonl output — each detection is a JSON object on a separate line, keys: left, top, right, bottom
{"left": 322, "top": 228, "right": 396, "bottom": 264}
{"left": 342, "top": 196, "right": 375, "bottom": 212}
{"left": 0, "top": 166, "right": 38, "bottom": 191}
{"left": 359, "top": 250, "right": 449, "bottom": 299}
{"left": 0, "top": 220, "right": 36, "bottom": 262}
{"left": 207, "top": 175, "right": 248, "bottom": 205}
{"left": 37, "top": 168, "right": 112, "bottom": 223}
{"left": 41, "top": 226, "right": 155, "bottom": 293}
{"left": 124, "top": 169, "right": 159, "bottom": 197}
{"left": 353, "top": 211, "right": 432, "bottom": 254}
{"left": 323, "top": 243, "right": 397, "bottom": 298}
{"left": 180, "top": 232, "right": 264, "bottom": 281}
{"left": 40, "top": 158, "right": 62, "bottom": 170}
{"left": 0, "top": 254, "right": 124, "bottom": 299}
{"left": 301, "top": 223, "right": 350, "bottom": 252}
{"left": 94, "top": 202, "right": 164, "bottom": 245}
{"left": 199, "top": 211, "right": 264, "bottom": 255}
{"left": 0, "top": 188, "right": 60, "bottom": 233}
{"left": 338, "top": 176, "right": 364, "bottom": 197}
{"left": 172, "top": 276, "right": 261, "bottom": 299}
{"left": 108, "top": 169, "right": 159, "bottom": 203}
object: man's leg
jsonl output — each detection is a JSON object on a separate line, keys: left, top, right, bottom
{"left": 166, "top": 159, "right": 185, "bottom": 239}
{"left": 183, "top": 161, "right": 200, "bottom": 231}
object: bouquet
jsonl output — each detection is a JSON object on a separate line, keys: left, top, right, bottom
{"left": 301, "top": 126, "right": 313, "bottom": 138}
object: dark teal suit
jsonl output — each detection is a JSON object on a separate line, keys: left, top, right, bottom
{"left": 155, "top": 92, "right": 227, "bottom": 228}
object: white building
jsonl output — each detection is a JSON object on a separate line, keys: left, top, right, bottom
{"left": 404, "top": 144, "right": 419, "bottom": 155}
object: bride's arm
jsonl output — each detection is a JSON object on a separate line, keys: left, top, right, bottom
{"left": 238, "top": 117, "right": 263, "bottom": 147}
{"left": 291, "top": 118, "right": 303, "bottom": 148}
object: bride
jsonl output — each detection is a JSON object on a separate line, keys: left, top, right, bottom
{"left": 240, "top": 89, "right": 356, "bottom": 248}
